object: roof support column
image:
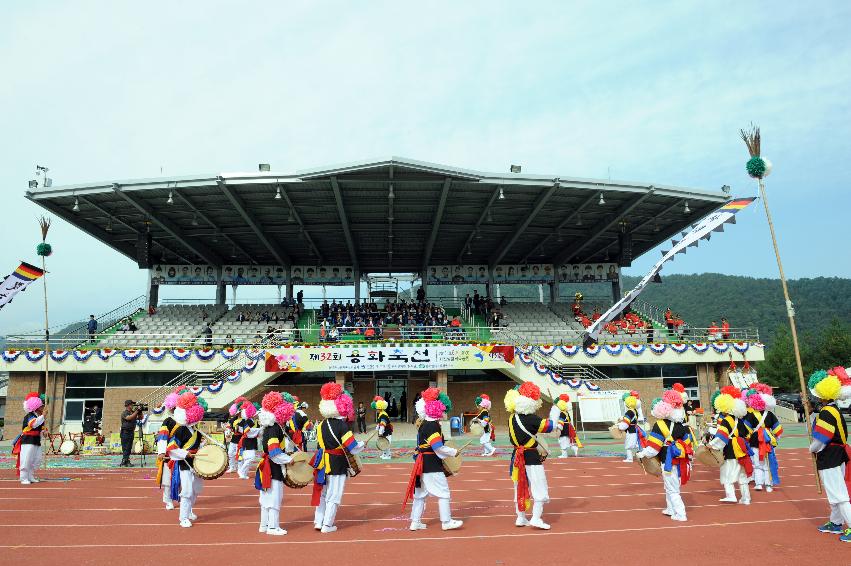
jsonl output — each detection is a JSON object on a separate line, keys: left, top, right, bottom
{"left": 354, "top": 269, "right": 361, "bottom": 302}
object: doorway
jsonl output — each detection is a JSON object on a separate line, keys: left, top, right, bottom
{"left": 375, "top": 375, "right": 407, "bottom": 422}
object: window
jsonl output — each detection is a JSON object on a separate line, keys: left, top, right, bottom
{"left": 106, "top": 372, "right": 180, "bottom": 388}
{"left": 448, "top": 370, "right": 514, "bottom": 383}
{"left": 65, "top": 400, "right": 85, "bottom": 421}
{"left": 66, "top": 373, "right": 106, "bottom": 387}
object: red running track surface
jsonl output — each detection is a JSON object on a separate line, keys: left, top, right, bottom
{"left": 0, "top": 449, "right": 836, "bottom": 565}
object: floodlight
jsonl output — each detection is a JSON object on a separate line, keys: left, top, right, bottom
{"left": 106, "top": 218, "right": 113, "bottom": 232}
{"left": 28, "top": 180, "right": 38, "bottom": 189}
{"left": 598, "top": 192, "right": 606, "bottom": 206}
{"left": 72, "top": 197, "right": 80, "bottom": 212}
{"left": 275, "top": 186, "right": 282, "bottom": 200}
{"left": 498, "top": 187, "right": 505, "bottom": 200}
{"left": 259, "top": 163, "right": 271, "bottom": 172}
{"left": 192, "top": 213, "right": 199, "bottom": 226}
{"left": 167, "top": 191, "right": 174, "bottom": 204}
{"left": 510, "top": 165, "right": 521, "bottom": 173}
{"left": 721, "top": 184, "right": 731, "bottom": 195}
{"left": 684, "top": 201, "right": 691, "bottom": 214}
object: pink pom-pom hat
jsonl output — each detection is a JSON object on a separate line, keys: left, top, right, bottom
{"left": 335, "top": 393, "right": 355, "bottom": 422}
{"left": 662, "top": 389, "right": 683, "bottom": 408}
{"left": 163, "top": 392, "right": 180, "bottom": 411}
{"left": 651, "top": 400, "right": 673, "bottom": 420}
{"left": 262, "top": 391, "right": 283, "bottom": 412}
{"left": 273, "top": 403, "right": 295, "bottom": 426}
{"left": 177, "top": 392, "right": 197, "bottom": 410}
{"left": 184, "top": 404, "right": 205, "bottom": 425}
{"left": 23, "top": 392, "right": 43, "bottom": 413}
{"left": 745, "top": 391, "right": 766, "bottom": 411}
{"left": 241, "top": 401, "right": 257, "bottom": 418}
{"left": 425, "top": 399, "right": 446, "bottom": 420}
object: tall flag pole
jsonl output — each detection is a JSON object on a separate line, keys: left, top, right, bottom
{"left": 36, "top": 217, "right": 54, "bottom": 431}
{"left": 740, "top": 124, "right": 820, "bottom": 493}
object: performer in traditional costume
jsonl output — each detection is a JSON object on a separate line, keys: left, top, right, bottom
{"left": 506, "top": 383, "right": 556, "bottom": 530}
{"left": 255, "top": 391, "right": 296, "bottom": 536}
{"left": 809, "top": 367, "right": 851, "bottom": 540}
{"left": 743, "top": 384, "right": 782, "bottom": 492}
{"left": 167, "top": 392, "right": 206, "bottom": 527}
{"left": 292, "top": 399, "right": 313, "bottom": 452}
{"left": 617, "top": 391, "right": 644, "bottom": 462}
{"left": 472, "top": 394, "right": 496, "bottom": 457}
{"left": 402, "top": 387, "right": 463, "bottom": 531}
{"left": 311, "top": 382, "right": 365, "bottom": 533}
{"left": 551, "top": 394, "right": 581, "bottom": 458}
{"left": 155, "top": 390, "right": 181, "bottom": 510}
{"left": 225, "top": 396, "right": 248, "bottom": 473}
{"left": 13, "top": 392, "right": 46, "bottom": 485}
{"left": 636, "top": 391, "right": 693, "bottom": 522}
{"left": 708, "top": 386, "right": 753, "bottom": 504}
{"left": 235, "top": 401, "right": 262, "bottom": 479}
{"left": 372, "top": 395, "right": 393, "bottom": 460}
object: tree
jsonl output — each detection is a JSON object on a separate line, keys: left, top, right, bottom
{"left": 809, "top": 318, "right": 851, "bottom": 372}
{"left": 759, "top": 324, "right": 806, "bottom": 391}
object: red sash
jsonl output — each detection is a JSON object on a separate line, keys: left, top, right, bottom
{"left": 567, "top": 423, "right": 577, "bottom": 443}
{"left": 734, "top": 437, "right": 754, "bottom": 477}
{"left": 514, "top": 447, "right": 530, "bottom": 513}
{"left": 490, "top": 425, "right": 496, "bottom": 442}
{"left": 402, "top": 452, "right": 426, "bottom": 509}
{"left": 257, "top": 454, "right": 272, "bottom": 490}
{"left": 13, "top": 431, "right": 40, "bottom": 477}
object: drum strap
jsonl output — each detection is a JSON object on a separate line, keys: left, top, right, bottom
{"left": 511, "top": 415, "right": 537, "bottom": 449}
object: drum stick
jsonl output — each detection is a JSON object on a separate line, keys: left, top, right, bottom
{"left": 455, "top": 439, "right": 476, "bottom": 454}
{"left": 196, "top": 428, "right": 227, "bottom": 449}
{"left": 362, "top": 431, "right": 378, "bottom": 446}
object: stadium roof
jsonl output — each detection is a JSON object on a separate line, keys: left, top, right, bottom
{"left": 26, "top": 157, "right": 730, "bottom": 273}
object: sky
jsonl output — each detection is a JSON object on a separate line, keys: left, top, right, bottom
{"left": 1, "top": 1, "right": 850, "bottom": 334}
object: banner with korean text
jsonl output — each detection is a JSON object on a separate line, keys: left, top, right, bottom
{"left": 265, "top": 345, "right": 515, "bottom": 373}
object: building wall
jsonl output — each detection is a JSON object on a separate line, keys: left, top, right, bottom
{"left": 4, "top": 372, "right": 67, "bottom": 439}
{"left": 448, "top": 380, "right": 517, "bottom": 428}
{"left": 102, "top": 387, "right": 155, "bottom": 436}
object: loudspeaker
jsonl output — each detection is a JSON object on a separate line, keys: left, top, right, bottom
{"left": 618, "top": 232, "right": 633, "bottom": 267}
{"left": 136, "top": 233, "right": 152, "bottom": 269}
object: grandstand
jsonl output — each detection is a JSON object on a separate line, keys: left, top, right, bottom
{"left": 2, "top": 157, "right": 763, "bottom": 439}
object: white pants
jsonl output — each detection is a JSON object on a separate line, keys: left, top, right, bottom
{"left": 623, "top": 433, "right": 639, "bottom": 460}
{"left": 238, "top": 450, "right": 256, "bottom": 478}
{"left": 178, "top": 467, "right": 204, "bottom": 522}
{"left": 663, "top": 470, "right": 686, "bottom": 520}
{"left": 480, "top": 431, "right": 495, "bottom": 455}
{"left": 18, "top": 444, "right": 43, "bottom": 482}
{"left": 720, "top": 459, "right": 750, "bottom": 501}
{"left": 314, "top": 474, "right": 347, "bottom": 528}
{"left": 514, "top": 464, "right": 549, "bottom": 519}
{"left": 411, "top": 471, "right": 453, "bottom": 524}
{"left": 227, "top": 443, "right": 238, "bottom": 472}
{"left": 259, "top": 479, "right": 284, "bottom": 530}
{"left": 161, "top": 464, "right": 173, "bottom": 504}
{"left": 558, "top": 436, "right": 578, "bottom": 457}
{"left": 820, "top": 465, "right": 851, "bottom": 527}
{"left": 752, "top": 453, "right": 773, "bottom": 487}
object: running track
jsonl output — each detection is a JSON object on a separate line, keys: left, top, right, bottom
{"left": 0, "top": 449, "right": 836, "bottom": 565}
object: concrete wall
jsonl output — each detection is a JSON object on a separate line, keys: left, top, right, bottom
{"left": 3, "top": 371, "right": 68, "bottom": 439}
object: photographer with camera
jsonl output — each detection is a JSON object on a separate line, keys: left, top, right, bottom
{"left": 119, "top": 400, "right": 145, "bottom": 467}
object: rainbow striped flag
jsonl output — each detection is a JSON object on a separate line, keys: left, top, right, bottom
{"left": 0, "top": 261, "right": 45, "bottom": 312}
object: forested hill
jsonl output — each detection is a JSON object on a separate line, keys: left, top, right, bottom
{"left": 620, "top": 274, "right": 851, "bottom": 345}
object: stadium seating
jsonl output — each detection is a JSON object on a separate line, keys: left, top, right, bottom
{"left": 497, "top": 302, "right": 585, "bottom": 343}
{"left": 213, "top": 303, "right": 301, "bottom": 343}
{"left": 107, "top": 304, "right": 227, "bottom": 347}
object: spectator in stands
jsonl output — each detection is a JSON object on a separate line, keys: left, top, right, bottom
{"left": 203, "top": 323, "right": 213, "bottom": 346}
{"left": 225, "top": 334, "right": 235, "bottom": 346}
{"left": 500, "top": 295, "right": 507, "bottom": 306}
{"left": 364, "top": 325, "right": 376, "bottom": 340}
{"left": 721, "top": 318, "right": 730, "bottom": 340}
{"left": 128, "top": 320, "right": 138, "bottom": 333}
{"left": 473, "top": 290, "right": 481, "bottom": 314}
{"left": 202, "top": 311, "right": 209, "bottom": 321}
{"left": 296, "top": 290, "right": 304, "bottom": 304}
{"left": 416, "top": 287, "right": 425, "bottom": 303}
{"left": 87, "top": 315, "right": 98, "bottom": 340}
{"left": 120, "top": 319, "right": 130, "bottom": 332}
{"left": 464, "top": 293, "right": 472, "bottom": 316}
{"left": 328, "top": 326, "right": 339, "bottom": 342}
{"left": 708, "top": 321, "right": 721, "bottom": 341}
{"left": 236, "top": 311, "right": 246, "bottom": 323}
{"left": 148, "top": 305, "right": 156, "bottom": 317}
{"left": 664, "top": 308, "right": 674, "bottom": 332}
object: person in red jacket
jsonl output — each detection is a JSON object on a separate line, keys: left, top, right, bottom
{"left": 721, "top": 318, "right": 730, "bottom": 340}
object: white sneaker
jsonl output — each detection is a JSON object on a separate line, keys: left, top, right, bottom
{"left": 738, "top": 498, "right": 751, "bottom": 505}
{"left": 719, "top": 496, "right": 737, "bottom": 503}
{"left": 180, "top": 519, "right": 192, "bottom": 528}
{"left": 410, "top": 522, "right": 427, "bottom": 531}
{"left": 20, "top": 480, "right": 31, "bottom": 486}
{"left": 30, "top": 478, "right": 41, "bottom": 483}
{"left": 662, "top": 509, "right": 673, "bottom": 516}
{"left": 165, "top": 502, "right": 174, "bottom": 510}
{"left": 754, "top": 485, "right": 763, "bottom": 491}
{"left": 321, "top": 525, "right": 337, "bottom": 533}
{"left": 238, "top": 475, "right": 248, "bottom": 480}
{"left": 441, "top": 519, "right": 463, "bottom": 531}
{"left": 529, "top": 518, "right": 551, "bottom": 530}
{"left": 188, "top": 512, "right": 198, "bottom": 521}
{"left": 622, "top": 459, "right": 633, "bottom": 463}
{"left": 266, "top": 528, "right": 287, "bottom": 536}
{"left": 259, "top": 525, "right": 267, "bottom": 533}
{"left": 766, "top": 486, "right": 774, "bottom": 493}
{"left": 671, "top": 515, "right": 687, "bottom": 522}
{"left": 226, "top": 468, "right": 236, "bottom": 473}
{"left": 314, "top": 524, "right": 322, "bottom": 531}
{"left": 515, "top": 517, "right": 529, "bottom": 527}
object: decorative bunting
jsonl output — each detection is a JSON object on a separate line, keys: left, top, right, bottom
{"left": 195, "top": 348, "right": 216, "bottom": 361}
{"left": 225, "top": 369, "right": 241, "bottom": 383}
{"left": 245, "top": 348, "right": 264, "bottom": 361}
{"left": 732, "top": 342, "right": 749, "bottom": 353}
{"left": 649, "top": 343, "right": 667, "bottom": 355}
{"left": 151, "top": 405, "right": 166, "bottom": 415}
{"left": 518, "top": 352, "right": 533, "bottom": 365}
{"left": 220, "top": 347, "right": 240, "bottom": 359}
{"left": 566, "top": 379, "right": 583, "bottom": 389}
{"left": 73, "top": 349, "right": 94, "bottom": 361}
{"left": 146, "top": 348, "right": 167, "bottom": 361}
{"left": 604, "top": 344, "right": 623, "bottom": 356}
{"left": 583, "top": 344, "right": 600, "bottom": 357}
{"left": 711, "top": 342, "right": 730, "bottom": 353}
{"left": 121, "top": 349, "right": 142, "bottom": 361}
{"left": 206, "top": 380, "right": 224, "bottom": 393}
{"left": 170, "top": 348, "right": 191, "bottom": 361}
{"left": 626, "top": 343, "right": 646, "bottom": 355}
{"left": 2, "top": 349, "right": 21, "bottom": 362}
{"left": 585, "top": 381, "right": 600, "bottom": 391}
{"left": 49, "top": 350, "right": 70, "bottom": 362}
{"left": 559, "top": 344, "right": 579, "bottom": 357}
{"left": 25, "top": 349, "right": 45, "bottom": 362}
{"left": 97, "top": 348, "right": 116, "bottom": 360}
{"left": 533, "top": 362, "right": 550, "bottom": 375}
{"left": 670, "top": 343, "right": 689, "bottom": 354}
{"left": 691, "top": 342, "right": 709, "bottom": 353}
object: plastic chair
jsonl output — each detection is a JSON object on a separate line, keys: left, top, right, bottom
{"left": 449, "top": 416, "right": 461, "bottom": 433}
